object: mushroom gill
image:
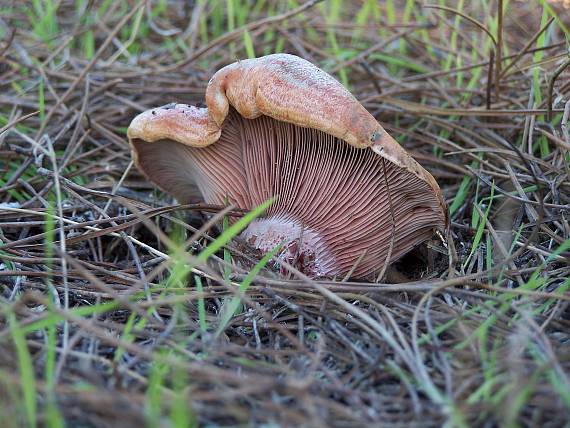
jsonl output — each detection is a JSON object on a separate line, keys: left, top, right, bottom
{"left": 128, "top": 54, "right": 448, "bottom": 280}
{"left": 132, "top": 109, "right": 443, "bottom": 279}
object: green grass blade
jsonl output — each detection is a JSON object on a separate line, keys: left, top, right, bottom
{"left": 215, "top": 243, "right": 282, "bottom": 338}
{"left": 196, "top": 198, "right": 274, "bottom": 263}
{"left": 8, "top": 311, "right": 37, "bottom": 428}
{"left": 242, "top": 30, "right": 256, "bottom": 58}
{"left": 194, "top": 275, "right": 208, "bottom": 334}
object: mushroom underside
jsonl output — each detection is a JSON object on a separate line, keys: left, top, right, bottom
{"left": 132, "top": 109, "right": 444, "bottom": 279}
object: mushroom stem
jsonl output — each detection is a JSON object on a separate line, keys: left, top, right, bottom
{"left": 240, "top": 216, "right": 337, "bottom": 277}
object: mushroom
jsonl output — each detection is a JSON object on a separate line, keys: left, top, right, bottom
{"left": 127, "top": 54, "right": 448, "bottom": 279}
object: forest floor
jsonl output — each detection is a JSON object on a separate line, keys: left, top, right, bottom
{"left": 1, "top": 1, "right": 569, "bottom": 427}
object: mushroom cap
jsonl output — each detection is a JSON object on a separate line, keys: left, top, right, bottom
{"left": 128, "top": 54, "right": 448, "bottom": 278}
